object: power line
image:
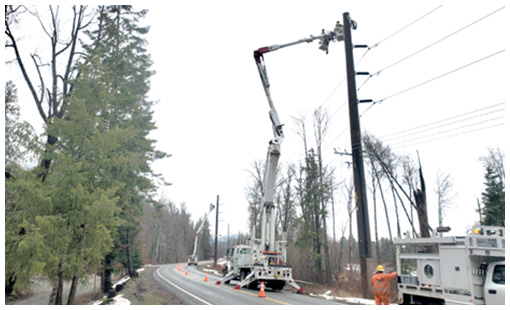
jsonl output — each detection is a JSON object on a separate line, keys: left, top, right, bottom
{"left": 370, "top": 5, "right": 443, "bottom": 49}
{"left": 373, "top": 49, "right": 505, "bottom": 105}
{"left": 371, "top": 6, "right": 505, "bottom": 77}
{"left": 388, "top": 122, "right": 505, "bottom": 150}
{"left": 315, "top": 5, "right": 446, "bottom": 130}
{"left": 386, "top": 115, "right": 505, "bottom": 148}
{"left": 306, "top": 6, "right": 447, "bottom": 157}
{"left": 382, "top": 102, "right": 506, "bottom": 142}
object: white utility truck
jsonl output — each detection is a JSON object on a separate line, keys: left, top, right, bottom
{"left": 216, "top": 22, "right": 344, "bottom": 292}
{"left": 188, "top": 204, "right": 215, "bottom": 266}
{"left": 395, "top": 226, "right": 505, "bottom": 305}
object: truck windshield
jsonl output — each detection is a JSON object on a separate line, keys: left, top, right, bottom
{"left": 492, "top": 265, "right": 505, "bottom": 285}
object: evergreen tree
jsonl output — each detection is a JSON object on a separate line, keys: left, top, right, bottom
{"left": 481, "top": 166, "right": 505, "bottom": 227}
{"left": 198, "top": 217, "right": 213, "bottom": 261}
{"left": 83, "top": 5, "right": 168, "bottom": 290}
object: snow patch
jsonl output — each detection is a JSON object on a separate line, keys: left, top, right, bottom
{"left": 112, "top": 276, "right": 130, "bottom": 290}
{"left": 310, "top": 290, "right": 375, "bottom": 305}
{"left": 112, "top": 294, "right": 131, "bottom": 305}
{"left": 203, "top": 268, "right": 223, "bottom": 277}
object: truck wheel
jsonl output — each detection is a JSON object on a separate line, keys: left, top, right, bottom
{"left": 248, "top": 281, "right": 259, "bottom": 290}
{"left": 269, "top": 280, "right": 285, "bottom": 291}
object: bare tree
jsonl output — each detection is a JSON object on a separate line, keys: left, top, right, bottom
{"left": 480, "top": 147, "right": 505, "bottom": 187}
{"left": 245, "top": 160, "right": 265, "bottom": 234}
{"left": 293, "top": 113, "right": 308, "bottom": 157}
{"left": 434, "top": 170, "right": 457, "bottom": 229}
{"left": 5, "top": 5, "right": 93, "bottom": 178}
{"left": 342, "top": 180, "right": 355, "bottom": 274}
{"left": 275, "top": 164, "right": 297, "bottom": 242}
{"left": 312, "top": 106, "right": 332, "bottom": 285}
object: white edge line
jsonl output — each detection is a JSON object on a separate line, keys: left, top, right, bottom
{"left": 156, "top": 266, "right": 213, "bottom": 305}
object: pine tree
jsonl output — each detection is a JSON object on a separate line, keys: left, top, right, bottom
{"left": 481, "top": 166, "right": 505, "bottom": 227}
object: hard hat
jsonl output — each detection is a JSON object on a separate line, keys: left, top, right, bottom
{"left": 377, "top": 265, "right": 384, "bottom": 272}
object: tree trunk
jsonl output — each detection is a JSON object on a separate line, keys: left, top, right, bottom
{"left": 375, "top": 168, "right": 393, "bottom": 242}
{"left": 55, "top": 259, "right": 65, "bottom": 305}
{"left": 66, "top": 275, "right": 78, "bottom": 305}
{"left": 126, "top": 228, "right": 136, "bottom": 278}
{"left": 49, "top": 259, "right": 64, "bottom": 305}
{"left": 370, "top": 162, "right": 381, "bottom": 264}
{"left": 414, "top": 166, "right": 430, "bottom": 238}
{"left": 331, "top": 183, "right": 338, "bottom": 272}
{"left": 391, "top": 186, "right": 402, "bottom": 238}
{"left": 101, "top": 254, "right": 113, "bottom": 294}
{"left": 321, "top": 213, "right": 332, "bottom": 285}
{"left": 48, "top": 280, "right": 57, "bottom": 305}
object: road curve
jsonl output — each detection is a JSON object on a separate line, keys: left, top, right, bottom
{"left": 152, "top": 263, "right": 346, "bottom": 305}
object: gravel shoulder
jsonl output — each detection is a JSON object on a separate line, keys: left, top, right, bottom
{"left": 111, "top": 265, "right": 187, "bottom": 305}
{"left": 6, "top": 265, "right": 186, "bottom": 305}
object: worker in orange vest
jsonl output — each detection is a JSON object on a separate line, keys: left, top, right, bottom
{"left": 371, "top": 265, "right": 397, "bottom": 305}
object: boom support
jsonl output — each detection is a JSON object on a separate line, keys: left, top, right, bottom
{"left": 216, "top": 21, "right": 344, "bottom": 292}
{"left": 253, "top": 22, "right": 344, "bottom": 252}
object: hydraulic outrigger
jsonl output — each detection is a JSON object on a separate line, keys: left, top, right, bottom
{"left": 216, "top": 21, "right": 344, "bottom": 292}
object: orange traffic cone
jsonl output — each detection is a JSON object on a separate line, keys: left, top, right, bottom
{"left": 258, "top": 281, "right": 266, "bottom": 298}
{"left": 204, "top": 273, "right": 208, "bottom": 282}
{"left": 185, "top": 270, "right": 188, "bottom": 275}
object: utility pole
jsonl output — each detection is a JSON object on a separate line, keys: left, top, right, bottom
{"left": 342, "top": 12, "right": 372, "bottom": 299}
{"left": 213, "top": 195, "right": 219, "bottom": 269}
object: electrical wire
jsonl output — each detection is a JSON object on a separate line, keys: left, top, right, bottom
{"left": 388, "top": 121, "right": 505, "bottom": 150}
{"left": 373, "top": 49, "right": 505, "bottom": 105}
{"left": 311, "top": 5, "right": 447, "bottom": 137}
{"left": 371, "top": 6, "right": 505, "bottom": 78}
{"left": 386, "top": 114, "right": 505, "bottom": 147}
{"left": 380, "top": 102, "right": 505, "bottom": 140}
{"left": 370, "top": 5, "right": 443, "bottom": 49}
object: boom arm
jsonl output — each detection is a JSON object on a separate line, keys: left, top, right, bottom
{"left": 253, "top": 22, "right": 344, "bottom": 252}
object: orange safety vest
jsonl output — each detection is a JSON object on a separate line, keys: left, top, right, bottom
{"left": 371, "top": 272, "right": 397, "bottom": 295}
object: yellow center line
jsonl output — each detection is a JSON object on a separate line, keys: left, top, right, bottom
{"left": 176, "top": 267, "right": 293, "bottom": 305}
{"left": 229, "top": 286, "right": 292, "bottom": 305}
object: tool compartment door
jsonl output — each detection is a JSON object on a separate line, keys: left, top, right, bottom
{"left": 439, "top": 247, "right": 469, "bottom": 290}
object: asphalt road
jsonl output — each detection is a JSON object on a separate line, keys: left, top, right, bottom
{"left": 152, "top": 263, "right": 346, "bottom": 305}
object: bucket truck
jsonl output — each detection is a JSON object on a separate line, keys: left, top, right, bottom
{"left": 395, "top": 226, "right": 505, "bottom": 305}
{"left": 216, "top": 22, "right": 344, "bottom": 292}
{"left": 188, "top": 203, "right": 215, "bottom": 266}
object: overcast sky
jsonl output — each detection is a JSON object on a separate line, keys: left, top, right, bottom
{"left": 5, "top": 1, "right": 508, "bottom": 242}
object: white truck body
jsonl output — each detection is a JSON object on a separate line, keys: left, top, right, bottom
{"left": 395, "top": 226, "right": 505, "bottom": 305}
{"left": 216, "top": 22, "right": 344, "bottom": 293}
{"left": 221, "top": 243, "right": 297, "bottom": 291}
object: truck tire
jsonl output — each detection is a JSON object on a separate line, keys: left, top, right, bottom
{"left": 248, "top": 281, "right": 259, "bottom": 290}
{"left": 268, "top": 280, "right": 285, "bottom": 291}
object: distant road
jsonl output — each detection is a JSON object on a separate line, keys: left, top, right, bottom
{"left": 152, "top": 263, "right": 346, "bottom": 305}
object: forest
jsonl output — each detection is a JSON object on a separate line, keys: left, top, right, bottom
{"left": 4, "top": 5, "right": 505, "bottom": 305}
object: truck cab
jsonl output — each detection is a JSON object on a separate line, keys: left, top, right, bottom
{"left": 484, "top": 261, "right": 505, "bottom": 305}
